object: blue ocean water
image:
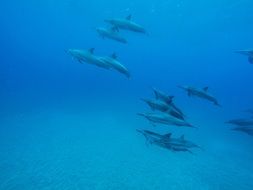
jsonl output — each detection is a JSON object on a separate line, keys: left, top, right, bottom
{"left": 1, "top": 0, "right": 253, "bottom": 189}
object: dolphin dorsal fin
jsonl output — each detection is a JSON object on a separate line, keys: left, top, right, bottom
{"left": 163, "top": 133, "right": 172, "bottom": 139}
{"left": 126, "top": 14, "right": 132, "bottom": 20}
{"left": 203, "top": 87, "right": 209, "bottom": 92}
{"left": 89, "top": 48, "right": 95, "bottom": 54}
{"left": 111, "top": 53, "right": 117, "bottom": 59}
{"left": 180, "top": 135, "right": 185, "bottom": 141}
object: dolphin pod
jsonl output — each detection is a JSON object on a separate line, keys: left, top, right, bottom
{"left": 68, "top": 48, "right": 130, "bottom": 78}
{"left": 178, "top": 86, "right": 221, "bottom": 106}
{"left": 67, "top": 13, "right": 253, "bottom": 156}
{"left": 136, "top": 129, "right": 202, "bottom": 154}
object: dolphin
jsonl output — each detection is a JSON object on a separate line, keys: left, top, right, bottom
{"left": 137, "top": 112, "right": 196, "bottom": 128}
{"left": 96, "top": 27, "right": 127, "bottom": 44}
{"left": 152, "top": 88, "right": 185, "bottom": 117}
{"left": 225, "top": 118, "right": 253, "bottom": 127}
{"left": 141, "top": 98, "right": 185, "bottom": 120}
{"left": 100, "top": 53, "right": 130, "bottom": 78}
{"left": 235, "top": 49, "right": 253, "bottom": 64}
{"left": 105, "top": 15, "right": 146, "bottom": 34}
{"left": 67, "top": 48, "right": 111, "bottom": 69}
{"left": 178, "top": 86, "right": 221, "bottom": 106}
{"left": 136, "top": 129, "right": 201, "bottom": 153}
{"left": 152, "top": 88, "right": 174, "bottom": 104}
{"left": 231, "top": 126, "right": 253, "bottom": 136}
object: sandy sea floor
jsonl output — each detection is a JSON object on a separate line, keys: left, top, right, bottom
{"left": 0, "top": 102, "right": 253, "bottom": 190}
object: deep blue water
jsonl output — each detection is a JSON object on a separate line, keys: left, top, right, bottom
{"left": 1, "top": 0, "right": 253, "bottom": 189}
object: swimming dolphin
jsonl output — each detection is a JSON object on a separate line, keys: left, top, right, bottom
{"left": 137, "top": 112, "right": 196, "bottom": 128}
{"left": 105, "top": 15, "right": 146, "bottom": 34}
{"left": 100, "top": 53, "right": 130, "bottom": 78}
{"left": 235, "top": 49, "right": 253, "bottom": 64}
{"left": 225, "top": 118, "right": 253, "bottom": 127}
{"left": 152, "top": 88, "right": 185, "bottom": 117}
{"left": 67, "top": 48, "right": 111, "bottom": 69}
{"left": 141, "top": 98, "right": 185, "bottom": 120}
{"left": 178, "top": 86, "right": 221, "bottom": 106}
{"left": 96, "top": 27, "right": 127, "bottom": 44}
{"left": 231, "top": 126, "right": 253, "bottom": 136}
{"left": 136, "top": 129, "right": 201, "bottom": 153}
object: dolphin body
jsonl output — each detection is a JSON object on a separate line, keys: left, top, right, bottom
{"left": 100, "top": 53, "right": 130, "bottom": 78}
{"left": 235, "top": 50, "right": 253, "bottom": 64}
{"left": 152, "top": 88, "right": 185, "bottom": 117}
{"left": 137, "top": 112, "right": 196, "bottom": 128}
{"left": 96, "top": 27, "right": 127, "bottom": 44}
{"left": 136, "top": 129, "right": 201, "bottom": 153}
{"left": 105, "top": 15, "right": 146, "bottom": 34}
{"left": 179, "top": 86, "right": 221, "bottom": 106}
{"left": 67, "top": 48, "right": 111, "bottom": 69}
{"left": 141, "top": 99, "right": 185, "bottom": 120}
{"left": 225, "top": 118, "right": 253, "bottom": 127}
{"left": 231, "top": 126, "right": 253, "bottom": 136}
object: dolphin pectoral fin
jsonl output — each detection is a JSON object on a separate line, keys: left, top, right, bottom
{"left": 187, "top": 91, "right": 192, "bottom": 97}
{"left": 248, "top": 56, "right": 253, "bottom": 64}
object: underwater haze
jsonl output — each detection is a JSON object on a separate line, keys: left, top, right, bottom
{"left": 1, "top": 0, "right": 253, "bottom": 189}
